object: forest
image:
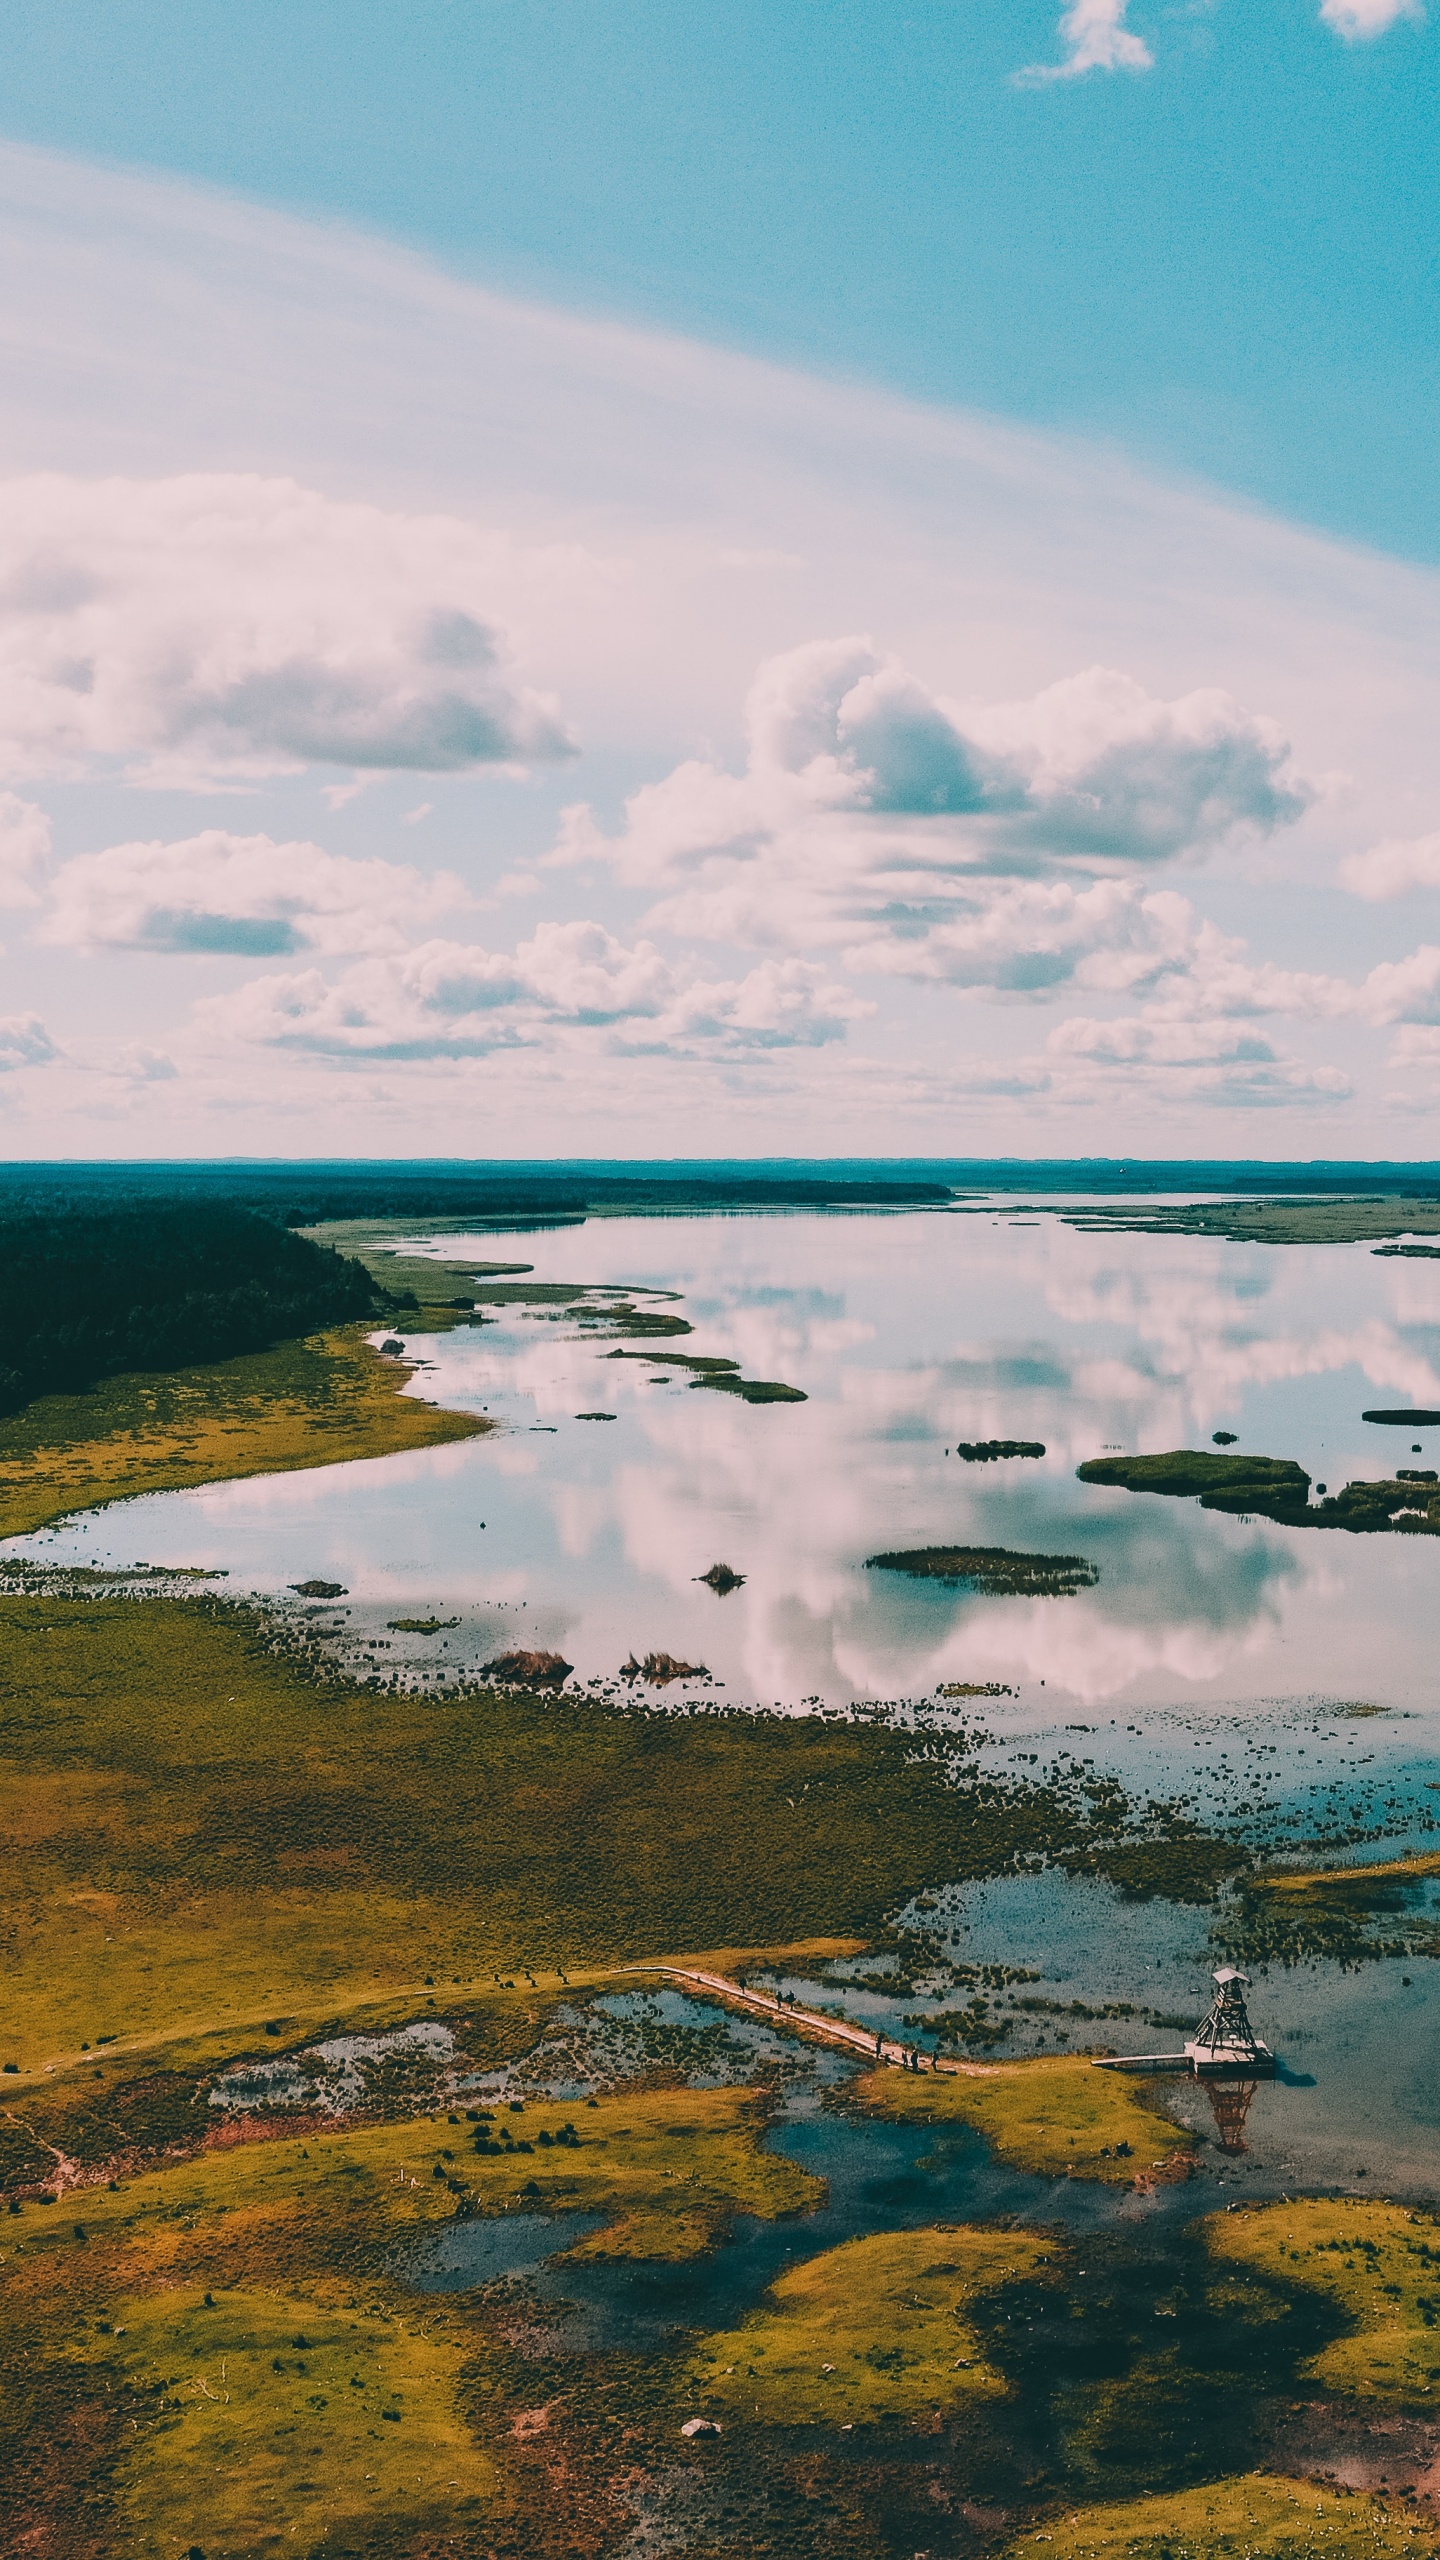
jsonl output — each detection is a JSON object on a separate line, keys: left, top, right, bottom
{"left": 0, "top": 1200, "right": 381, "bottom": 1416}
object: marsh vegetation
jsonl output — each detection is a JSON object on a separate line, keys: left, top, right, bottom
{"left": 867, "top": 1545, "right": 1100, "bottom": 1596}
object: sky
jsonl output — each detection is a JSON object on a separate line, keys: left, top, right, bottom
{"left": 0, "top": 0, "right": 1437, "bottom": 1159}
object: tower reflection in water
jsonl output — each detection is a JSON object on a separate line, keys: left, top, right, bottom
{"left": 1204, "top": 2074, "right": 1261, "bottom": 2154}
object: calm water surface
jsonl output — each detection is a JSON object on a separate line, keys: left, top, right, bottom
{"left": 22, "top": 1201, "right": 1440, "bottom": 1718}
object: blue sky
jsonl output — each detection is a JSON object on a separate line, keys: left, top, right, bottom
{"left": 6, "top": 0, "right": 1436, "bottom": 560}
{"left": 0, "top": 2, "right": 1436, "bottom": 1158}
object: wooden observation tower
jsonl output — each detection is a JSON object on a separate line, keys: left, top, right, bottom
{"left": 1184, "top": 1968, "right": 1276, "bottom": 2078}
{"left": 1092, "top": 1967, "right": 1276, "bottom": 2081}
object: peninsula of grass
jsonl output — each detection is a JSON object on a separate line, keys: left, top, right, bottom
{"left": 847, "top": 2055, "right": 1196, "bottom": 2183}
{"left": 0, "top": 1587, "right": 1185, "bottom": 2065}
{"left": 1077, "top": 1448, "right": 1440, "bottom": 1537}
{"left": 1059, "top": 1197, "right": 1440, "bottom": 1247}
{"left": 866, "top": 1546, "right": 1099, "bottom": 1596}
{"left": 0, "top": 1325, "right": 490, "bottom": 1541}
{"left": 1001, "top": 2473, "right": 1425, "bottom": 2558}
{"left": 689, "top": 2225, "right": 1058, "bottom": 2424}
{"left": 1208, "top": 2199, "right": 1440, "bottom": 2406}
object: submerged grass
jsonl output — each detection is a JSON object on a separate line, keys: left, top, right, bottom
{"left": 0, "top": 1325, "right": 488, "bottom": 1540}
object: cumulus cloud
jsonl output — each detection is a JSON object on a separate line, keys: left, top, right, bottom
{"left": 1319, "top": 0, "right": 1423, "bottom": 35}
{"left": 558, "top": 639, "right": 1313, "bottom": 994}
{"left": 41, "top": 829, "right": 470, "bottom": 958}
{"left": 0, "top": 1013, "right": 56, "bottom": 1070}
{"left": 1016, "top": 0, "right": 1154, "bottom": 83}
{"left": 0, "top": 474, "right": 576, "bottom": 785}
{"left": 0, "top": 793, "right": 50, "bottom": 908}
{"left": 1360, "top": 943, "right": 1440, "bottom": 1027}
{"left": 1046, "top": 1013, "right": 1352, "bottom": 1106}
{"left": 192, "top": 923, "right": 868, "bottom": 1063}
{"left": 1020, "top": 0, "right": 1418, "bottom": 79}
{"left": 1341, "top": 831, "right": 1440, "bottom": 899}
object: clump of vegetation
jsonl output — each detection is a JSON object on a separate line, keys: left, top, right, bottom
{"left": 867, "top": 1546, "right": 1099, "bottom": 1596}
{"left": 387, "top": 1616, "right": 461, "bottom": 1634}
{"left": 847, "top": 2056, "right": 1195, "bottom": 2184}
{"left": 689, "top": 2225, "right": 1059, "bottom": 2424}
{"left": 1078, "top": 1449, "right": 1311, "bottom": 1503}
{"left": 291, "top": 1578, "right": 346, "bottom": 1599}
{"left": 952, "top": 1440, "right": 1046, "bottom": 1462}
{"left": 0, "top": 1201, "right": 383, "bottom": 1419}
{"left": 621, "top": 1652, "right": 709, "bottom": 1686}
{"left": 1078, "top": 1447, "right": 1440, "bottom": 1536}
{"left": 697, "top": 1563, "right": 745, "bottom": 1594}
{"left": 477, "top": 1648, "right": 574, "bottom": 1689}
{"left": 691, "top": 1372, "right": 808, "bottom": 1404}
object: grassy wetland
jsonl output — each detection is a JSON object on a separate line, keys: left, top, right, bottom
{"left": 8, "top": 1186, "right": 1440, "bottom": 2556}
{"left": 3, "top": 1574, "right": 1435, "bottom": 2557}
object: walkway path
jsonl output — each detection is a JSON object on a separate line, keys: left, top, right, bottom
{"left": 653, "top": 1964, "right": 996, "bottom": 2079}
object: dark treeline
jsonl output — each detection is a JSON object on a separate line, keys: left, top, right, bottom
{"left": 0, "top": 1160, "right": 956, "bottom": 1228}
{"left": 0, "top": 1204, "right": 381, "bottom": 1418}
{"left": 0, "top": 1157, "right": 1436, "bottom": 1233}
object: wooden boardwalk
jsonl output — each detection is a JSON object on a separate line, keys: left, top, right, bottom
{"left": 653, "top": 1964, "right": 996, "bottom": 2078}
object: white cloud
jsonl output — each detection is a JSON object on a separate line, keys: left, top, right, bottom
{"left": 1139, "top": 918, "right": 1353, "bottom": 1021}
{"left": 0, "top": 474, "right": 577, "bottom": 786}
{"left": 192, "top": 923, "right": 867, "bottom": 1063}
{"left": 1341, "top": 830, "right": 1440, "bottom": 899}
{"left": 0, "top": 1012, "right": 56, "bottom": 1070}
{"left": 559, "top": 639, "right": 1313, "bottom": 993}
{"left": 1360, "top": 942, "right": 1440, "bottom": 1026}
{"left": 0, "top": 143, "right": 1438, "bottom": 1152}
{"left": 0, "top": 793, "right": 50, "bottom": 908}
{"left": 1046, "top": 1012, "right": 1352, "bottom": 1106}
{"left": 1021, "top": 0, "right": 1418, "bottom": 79}
{"left": 1319, "top": 0, "right": 1423, "bottom": 36}
{"left": 1016, "top": 0, "right": 1154, "bottom": 84}
{"left": 41, "top": 828, "right": 470, "bottom": 958}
